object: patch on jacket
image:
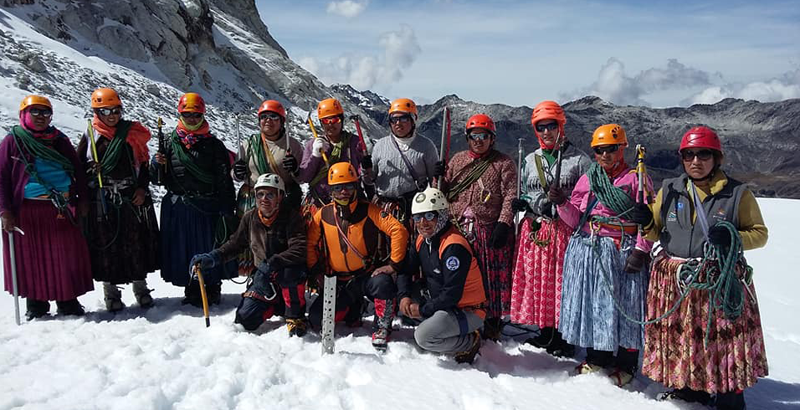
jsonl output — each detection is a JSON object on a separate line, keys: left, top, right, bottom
{"left": 667, "top": 211, "right": 678, "bottom": 222}
{"left": 445, "top": 256, "right": 460, "bottom": 271}
{"left": 712, "top": 208, "right": 727, "bottom": 221}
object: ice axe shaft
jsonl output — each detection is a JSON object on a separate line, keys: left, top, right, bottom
{"left": 437, "top": 107, "right": 450, "bottom": 189}
{"left": 193, "top": 265, "right": 211, "bottom": 327}
{"left": 7, "top": 230, "right": 22, "bottom": 325}
{"left": 307, "top": 114, "right": 330, "bottom": 167}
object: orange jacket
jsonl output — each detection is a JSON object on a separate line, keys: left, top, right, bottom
{"left": 307, "top": 200, "right": 408, "bottom": 274}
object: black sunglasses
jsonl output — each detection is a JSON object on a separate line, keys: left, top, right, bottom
{"left": 593, "top": 145, "right": 620, "bottom": 155}
{"left": 412, "top": 211, "right": 438, "bottom": 223}
{"left": 259, "top": 112, "right": 282, "bottom": 121}
{"left": 389, "top": 115, "right": 413, "bottom": 124}
{"left": 28, "top": 108, "right": 53, "bottom": 118}
{"left": 535, "top": 122, "right": 559, "bottom": 133}
{"left": 96, "top": 107, "right": 122, "bottom": 116}
{"left": 681, "top": 149, "right": 714, "bottom": 161}
{"left": 467, "top": 132, "right": 493, "bottom": 141}
{"left": 181, "top": 112, "right": 203, "bottom": 119}
{"left": 331, "top": 182, "right": 357, "bottom": 193}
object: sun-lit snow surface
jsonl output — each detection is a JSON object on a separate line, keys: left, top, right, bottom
{"left": 0, "top": 199, "right": 797, "bottom": 410}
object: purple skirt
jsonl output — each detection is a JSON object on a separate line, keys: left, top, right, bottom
{"left": 3, "top": 200, "right": 93, "bottom": 301}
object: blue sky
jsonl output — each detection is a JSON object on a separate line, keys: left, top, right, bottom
{"left": 255, "top": 0, "right": 800, "bottom": 107}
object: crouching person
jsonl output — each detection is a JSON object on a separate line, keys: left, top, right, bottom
{"left": 190, "top": 173, "right": 308, "bottom": 335}
{"left": 398, "top": 187, "right": 486, "bottom": 364}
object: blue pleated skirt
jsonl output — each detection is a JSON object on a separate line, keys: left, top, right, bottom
{"left": 159, "top": 193, "right": 237, "bottom": 287}
{"left": 558, "top": 231, "right": 649, "bottom": 352}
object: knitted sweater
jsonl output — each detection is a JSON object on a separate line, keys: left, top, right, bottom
{"left": 444, "top": 149, "right": 517, "bottom": 226}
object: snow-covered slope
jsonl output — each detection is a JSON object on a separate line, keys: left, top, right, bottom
{"left": 0, "top": 0, "right": 385, "bottom": 153}
{"left": 0, "top": 199, "right": 797, "bottom": 410}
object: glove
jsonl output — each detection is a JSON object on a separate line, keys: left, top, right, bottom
{"left": 547, "top": 186, "right": 567, "bottom": 205}
{"left": 628, "top": 202, "right": 653, "bottom": 226}
{"left": 311, "top": 138, "right": 330, "bottom": 158}
{"left": 707, "top": 224, "right": 732, "bottom": 247}
{"left": 233, "top": 160, "right": 248, "bottom": 180}
{"left": 433, "top": 160, "right": 446, "bottom": 177}
{"left": 541, "top": 202, "right": 555, "bottom": 219}
{"left": 490, "top": 222, "right": 511, "bottom": 249}
{"left": 1, "top": 212, "right": 16, "bottom": 232}
{"left": 360, "top": 154, "right": 373, "bottom": 170}
{"left": 266, "top": 255, "right": 284, "bottom": 272}
{"left": 623, "top": 249, "right": 651, "bottom": 273}
{"left": 282, "top": 154, "right": 298, "bottom": 174}
{"left": 189, "top": 250, "right": 221, "bottom": 272}
{"left": 248, "top": 266, "right": 277, "bottom": 301}
{"left": 511, "top": 198, "right": 529, "bottom": 213}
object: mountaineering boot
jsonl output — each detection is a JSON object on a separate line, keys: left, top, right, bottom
{"left": 609, "top": 347, "right": 638, "bottom": 387}
{"left": 371, "top": 299, "right": 394, "bottom": 352}
{"left": 575, "top": 362, "right": 604, "bottom": 375}
{"left": 545, "top": 330, "right": 575, "bottom": 358}
{"left": 525, "top": 326, "right": 555, "bottom": 348}
{"left": 132, "top": 280, "right": 154, "bottom": 308}
{"left": 714, "top": 391, "right": 747, "bottom": 410}
{"left": 182, "top": 281, "right": 202, "bottom": 307}
{"left": 56, "top": 299, "right": 85, "bottom": 316}
{"left": 103, "top": 282, "right": 125, "bottom": 312}
{"left": 286, "top": 318, "right": 308, "bottom": 337}
{"left": 454, "top": 330, "right": 482, "bottom": 364}
{"left": 25, "top": 299, "right": 49, "bottom": 320}
{"left": 481, "top": 317, "right": 503, "bottom": 341}
{"left": 608, "top": 369, "right": 634, "bottom": 387}
{"left": 656, "top": 388, "right": 713, "bottom": 405}
{"left": 206, "top": 283, "right": 222, "bottom": 305}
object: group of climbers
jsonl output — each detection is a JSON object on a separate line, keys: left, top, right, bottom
{"left": 1, "top": 92, "right": 768, "bottom": 409}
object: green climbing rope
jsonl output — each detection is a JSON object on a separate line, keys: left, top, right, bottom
{"left": 586, "top": 162, "right": 635, "bottom": 218}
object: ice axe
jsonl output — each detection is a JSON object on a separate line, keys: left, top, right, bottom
{"left": 306, "top": 113, "right": 330, "bottom": 167}
{"left": 192, "top": 265, "right": 211, "bottom": 327}
{"left": 515, "top": 137, "right": 524, "bottom": 235}
{"left": 437, "top": 107, "right": 451, "bottom": 189}
{"left": 7, "top": 227, "right": 24, "bottom": 326}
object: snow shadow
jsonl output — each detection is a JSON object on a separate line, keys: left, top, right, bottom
{"left": 747, "top": 377, "right": 800, "bottom": 410}
{"left": 81, "top": 294, "right": 240, "bottom": 324}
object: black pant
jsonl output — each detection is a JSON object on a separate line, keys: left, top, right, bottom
{"left": 308, "top": 273, "right": 397, "bottom": 329}
{"left": 235, "top": 266, "right": 306, "bottom": 331}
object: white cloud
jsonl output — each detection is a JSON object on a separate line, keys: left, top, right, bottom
{"left": 561, "top": 58, "right": 716, "bottom": 106}
{"left": 326, "top": 0, "right": 368, "bottom": 18}
{"left": 685, "top": 69, "right": 800, "bottom": 105}
{"left": 298, "top": 25, "right": 421, "bottom": 91}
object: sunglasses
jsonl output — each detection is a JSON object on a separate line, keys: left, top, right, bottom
{"left": 681, "top": 149, "right": 714, "bottom": 161}
{"left": 331, "top": 182, "right": 357, "bottom": 193}
{"left": 535, "top": 122, "right": 559, "bottom": 133}
{"left": 593, "top": 145, "right": 620, "bottom": 155}
{"left": 28, "top": 108, "right": 53, "bottom": 118}
{"left": 320, "top": 116, "right": 342, "bottom": 125}
{"left": 256, "top": 191, "right": 278, "bottom": 200}
{"left": 181, "top": 112, "right": 204, "bottom": 119}
{"left": 467, "top": 132, "right": 493, "bottom": 141}
{"left": 259, "top": 112, "right": 282, "bottom": 122}
{"left": 389, "top": 115, "right": 413, "bottom": 125}
{"left": 412, "top": 212, "right": 438, "bottom": 223}
{"left": 96, "top": 107, "right": 122, "bottom": 116}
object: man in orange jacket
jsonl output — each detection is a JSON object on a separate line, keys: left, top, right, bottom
{"left": 307, "top": 162, "right": 409, "bottom": 350}
{"left": 397, "top": 186, "right": 486, "bottom": 364}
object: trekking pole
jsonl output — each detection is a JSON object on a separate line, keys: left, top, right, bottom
{"left": 437, "top": 107, "right": 450, "bottom": 189}
{"left": 635, "top": 144, "right": 647, "bottom": 234}
{"left": 156, "top": 118, "right": 165, "bottom": 184}
{"left": 193, "top": 265, "right": 211, "bottom": 327}
{"left": 515, "top": 137, "right": 524, "bottom": 235}
{"left": 7, "top": 227, "right": 24, "bottom": 326}
{"left": 307, "top": 113, "right": 330, "bottom": 167}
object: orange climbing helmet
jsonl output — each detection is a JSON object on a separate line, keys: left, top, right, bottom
{"left": 19, "top": 95, "right": 52, "bottom": 112}
{"left": 465, "top": 114, "right": 496, "bottom": 134}
{"left": 91, "top": 88, "right": 122, "bottom": 108}
{"left": 318, "top": 98, "right": 344, "bottom": 119}
{"left": 328, "top": 162, "right": 359, "bottom": 185}
{"left": 178, "top": 93, "right": 206, "bottom": 113}
{"left": 389, "top": 98, "right": 417, "bottom": 118}
{"left": 591, "top": 124, "right": 628, "bottom": 147}
{"left": 258, "top": 100, "right": 286, "bottom": 120}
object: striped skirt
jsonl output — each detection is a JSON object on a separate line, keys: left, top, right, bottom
{"left": 509, "top": 217, "right": 572, "bottom": 328}
{"left": 642, "top": 254, "right": 768, "bottom": 394}
{"left": 2, "top": 200, "right": 93, "bottom": 301}
{"left": 472, "top": 222, "right": 514, "bottom": 319}
{"left": 160, "top": 194, "right": 237, "bottom": 287}
{"left": 558, "top": 232, "right": 648, "bottom": 352}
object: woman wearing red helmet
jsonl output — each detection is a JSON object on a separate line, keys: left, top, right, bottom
{"left": 1, "top": 95, "right": 93, "bottom": 319}
{"left": 633, "top": 126, "right": 768, "bottom": 410}
{"left": 77, "top": 87, "right": 160, "bottom": 311}
{"left": 152, "top": 93, "right": 237, "bottom": 307}
{"left": 508, "top": 101, "right": 591, "bottom": 356}
{"left": 436, "top": 113, "right": 518, "bottom": 340}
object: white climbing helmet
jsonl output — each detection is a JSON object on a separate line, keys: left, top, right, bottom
{"left": 253, "top": 173, "right": 285, "bottom": 195}
{"left": 411, "top": 186, "right": 449, "bottom": 214}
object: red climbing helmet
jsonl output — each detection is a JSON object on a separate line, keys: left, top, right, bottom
{"left": 465, "top": 114, "right": 496, "bottom": 134}
{"left": 679, "top": 126, "right": 722, "bottom": 153}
